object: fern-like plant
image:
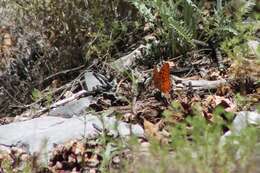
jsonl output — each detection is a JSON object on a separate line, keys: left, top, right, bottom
{"left": 131, "top": 0, "right": 257, "bottom": 58}
{"left": 130, "top": 0, "right": 197, "bottom": 56}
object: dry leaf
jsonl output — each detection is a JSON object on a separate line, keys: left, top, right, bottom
{"left": 143, "top": 119, "right": 167, "bottom": 143}
{"left": 143, "top": 119, "right": 160, "bottom": 137}
{"left": 206, "top": 95, "right": 237, "bottom": 112}
{"left": 216, "top": 84, "right": 232, "bottom": 96}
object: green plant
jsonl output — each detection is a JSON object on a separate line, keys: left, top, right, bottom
{"left": 31, "top": 88, "right": 53, "bottom": 108}
{"left": 130, "top": 0, "right": 198, "bottom": 56}
{"left": 127, "top": 117, "right": 257, "bottom": 173}
{"left": 131, "top": 0, "right": 258, "bottom": 60}
{"left": 4, "top": 0, "right": 141, "bottom": 76}
{"left": 1, "top": 157, "right": 35, "bottom": 173}
{"left": 206, "top": 0, "right": 259, "bottom": 61}
{"left": 123, "top": 104, "right": 259, "bottom": 173}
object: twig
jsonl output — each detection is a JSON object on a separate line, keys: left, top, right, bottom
{"left": 21, "top": 68, "right": 88, "bottom": 114}
{"left": 55, "top": 70, "right": 86, "bottom": 101}
{"left": 24, "top": 83, "right": 71, "bottom": 108}
{"left": 1, "top": 87, "right": 23, "bottom": 105}
{"left": 51, "top": 90, "right": 87, "bottom": 108}
{"left": 40, "top": 65, "right": 85, "bottom": 85}
{"left": 184, "top": 66, "right": 195, "bottom": 77}
{"left": 32, "top": 90, "right": 89, "bottom": 118}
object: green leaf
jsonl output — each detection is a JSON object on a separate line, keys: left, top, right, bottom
{"left": 31, "top": 88, "right": 41, "bottom": 101}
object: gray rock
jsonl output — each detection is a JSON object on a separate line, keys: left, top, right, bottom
{"left": 84, "top": 71, "right": 108, "bottom": 92}
{"left": 221, "top": 111, "right": 260, "bottom": 145}
{"left": 0, "top": 115, "right": 144, "bottom": 154}
{"left": 232, "top": 111, "right": 260, "bottom": 133}
{"left": 219, "top": 111, "right": 260, "bottom": 166}
{"left": 48, "top": 97, "right": 93, "bottom": 118}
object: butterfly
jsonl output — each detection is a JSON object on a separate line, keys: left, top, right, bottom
{"left": 153, "top": 62, "right": 171, "bottom": 94}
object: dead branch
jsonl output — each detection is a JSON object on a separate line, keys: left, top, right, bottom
{"left": 172, "top": 75, "right": 227, "bottom": 90}
{"left": 32, "top": 90, "right": 88, "bottom": 118}
{"left": 111, "top": 44, "right": 148, "bottom": 72}
{"left": 40, "top": 65, "right": 85, "bottom": 85}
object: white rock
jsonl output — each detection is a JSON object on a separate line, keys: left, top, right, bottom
{"left": 232, "top": 111, "right": 260, "bottom": 133}
{"left": 248, "top": 40, "right": 260, "bottom": 57}
{"left": 0, "top": 115, "right": 144, "bottom": 154}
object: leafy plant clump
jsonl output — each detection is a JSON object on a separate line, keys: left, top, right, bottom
{"left": 130, "top": 0, "right": 259, "bottom": 59}
{"left": 124, "top": 109, "right": 259, "bottom": 173}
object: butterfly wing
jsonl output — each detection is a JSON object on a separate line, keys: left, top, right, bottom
{"left": 159, "top": 63, "right": 171, "bottom": 94}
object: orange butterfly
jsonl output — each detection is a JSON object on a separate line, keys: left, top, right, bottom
{"left": 153, "top": 62, "right": 171, "bottom": 94}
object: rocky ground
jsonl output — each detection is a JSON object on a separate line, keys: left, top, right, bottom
{"left": 0, "top": 1, "right": 260, "bottom": 172}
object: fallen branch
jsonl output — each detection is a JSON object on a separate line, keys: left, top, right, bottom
{"left": 172, "top": 75, "right": 227, "bottom": 90}
{"left": 51, "top": 90, "right": 87, "bottom": 108}
{"left": 32, "top": 90, "right": 89, "bottom": 118}
{"left": 40, "top": 65, "right": 85, "bottom": 85}
{"left": 111, "top": 44, "right": 148, "bottom": 72}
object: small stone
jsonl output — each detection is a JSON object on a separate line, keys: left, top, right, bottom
{"left": 20, "top": 153, "right": 29, "bottom": 161}
{"left": 140, "top": 142, "right": 150, "bottom": 152}
{"left": 72, "top": 167, "right": 79, "bottom": 173}
{"left": 89, "top": 168, "right": 97, "bottom": 173}
{"left": 123, "top": 113, "right": 134, "bottom": 121}
{"left": 68, "top": 155, "right": 76, "bottom": 163}
{"left": 144, "top": 23, "right": 153, "bottom": 32}
{"left": 112, "top": 155, "right": 120, "bottom": 164}
{"left": 64, "top": 91, "right": 74, "bottom": 98}
{"left": 55, "top": 161, "right": 63, "bottom": 169}
{"left": 74, "top": 142, "right": 84, "bottom": 155}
